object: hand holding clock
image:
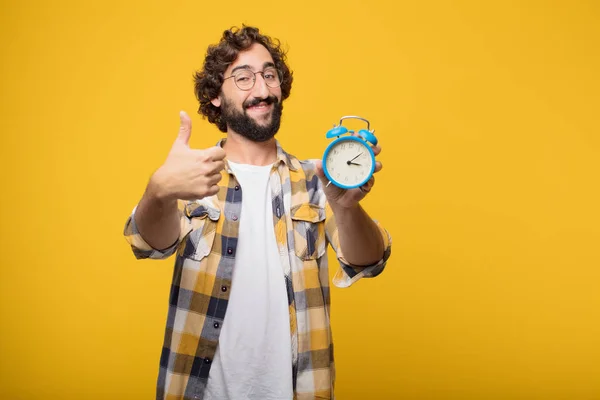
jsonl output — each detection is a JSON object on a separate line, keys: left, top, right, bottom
{"left": 315, "top": 116, "right": 382, "bottom": 209}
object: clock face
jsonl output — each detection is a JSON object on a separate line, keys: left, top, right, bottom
{"left": 324, "top": 138, "right": 374, "bottom": 188}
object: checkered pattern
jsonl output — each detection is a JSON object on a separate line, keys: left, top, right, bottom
{"left": 124, "top": 140, "right": 392, "bottom": 400}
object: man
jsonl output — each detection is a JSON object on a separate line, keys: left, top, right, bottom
{"left": 124, "top": 25, "right": 392, "bottom": 400}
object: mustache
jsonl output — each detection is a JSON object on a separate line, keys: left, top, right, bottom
{"left": 243, "top": 96, "right": 279, "bottom": 109}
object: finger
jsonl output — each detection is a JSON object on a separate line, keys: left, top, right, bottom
{"left": 313, "top": 159, "right": 326, "bottom": 179}
{"left": 312, "top": 159, "right": 332, "bottom": 187}
{"left": 205, "top": 146, "right": 227, "bottom": 161}
{"left": 207, "top": 160, "right": 225, "bottom": 175}
{"left": 374, "top": 161, "right": 383, "bottom": 173}
{"left": 371, "top": 144, "right": 381, "bottom": 156}
{"left": 176, "top": 111, "right": 192, "bottom": 145}
{"left": 206, "top": 184, "right": 220, "bottom": 196}
{"left": 208, "top": 172, "right": 223, "bottom": 186}
{"left": 357, "top": 175, "right": 372, "bottom": 194}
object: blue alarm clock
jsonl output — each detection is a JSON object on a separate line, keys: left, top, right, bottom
{"left": 322, "top": 116, "right": 378, "bottom": 190}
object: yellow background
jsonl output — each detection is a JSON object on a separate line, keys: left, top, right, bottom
{"left": 1, "top": 0, "right": 599, "bottom": 399}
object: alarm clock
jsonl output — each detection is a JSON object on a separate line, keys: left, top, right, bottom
{"left": 322, "top": 116, "right": 378, "bottom": 190}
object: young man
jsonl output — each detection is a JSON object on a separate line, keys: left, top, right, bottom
{"left": 124, "top": 26, "right": 392, "bottom": 400}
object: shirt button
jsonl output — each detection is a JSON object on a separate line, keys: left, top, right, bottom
{"left": 213, "top": 322, "right": 220, "bottom": 329}
{"left": 234, "top": 185, "right": 240, "bottom": 191}
{"left": 221, "top": 285, "right": 228, "bottom": 292}
{"left": 204, "top": 357, "right": 211, "bottom": 364}
{"left": 227, "top": 247, "right": 233, "bottom": 255}
{"left": 232, "top": 215, "right": 238, "bottom": 221}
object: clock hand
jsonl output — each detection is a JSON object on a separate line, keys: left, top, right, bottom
{"left": 348, "top": 152, "right": 363, "bottom": 163}
{"left": 346, "top": 161, "right": 362, "bottom": 166}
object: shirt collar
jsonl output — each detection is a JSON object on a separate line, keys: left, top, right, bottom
{"left": 216, "top": 138, "right": 299, "bottom": 172}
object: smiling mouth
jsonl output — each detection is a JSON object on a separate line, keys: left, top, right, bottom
{"left": 246, "top": 102, "right": 273, "bottom": 113}
{"left": 247, "top": 102, "right": 271, "bottom": 109}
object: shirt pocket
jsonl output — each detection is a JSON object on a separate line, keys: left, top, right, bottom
{"left": 290, "top": 203, "right": 327, "bottom": 261}
{"left": 182, "top": 202, "right": 221, "bottom": 261}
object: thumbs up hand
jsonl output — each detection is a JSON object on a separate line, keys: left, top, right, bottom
{"left": 150, "top": 111, "right": 226, "bottom": 201}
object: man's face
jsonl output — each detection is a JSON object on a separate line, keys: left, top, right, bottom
{"left": 211, "top": 43, "right": 283, "bottom": 142}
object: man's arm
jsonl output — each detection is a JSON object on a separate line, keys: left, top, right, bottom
{"left": 134, "top": 179, "right": 181, "bottom": 251}
{"left": 315, "top": 135, "right": 390, "bottom": 268}
{"left": 129, "top": 111, "right": 225, "bottom": 251}
{"left": 329, "top": 203, "right": 385, "bottom": 266}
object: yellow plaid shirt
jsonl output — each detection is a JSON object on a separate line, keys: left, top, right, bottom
{"left": 124, "top": 140, "right": 392, "bottom": 400}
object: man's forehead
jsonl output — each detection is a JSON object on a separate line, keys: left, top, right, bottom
{"left": 227, "top": 43, "right": 274, "bottom": 71}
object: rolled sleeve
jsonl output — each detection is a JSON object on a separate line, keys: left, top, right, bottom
{"left": 123, "top": 208, "right": 180, "bottom": 260}
{"left": 329, "top": 219, "right": 392, "bottom": 288}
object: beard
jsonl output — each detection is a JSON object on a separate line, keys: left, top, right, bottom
{"left": 220, "top": 95, "right": 283, "bottom": 142}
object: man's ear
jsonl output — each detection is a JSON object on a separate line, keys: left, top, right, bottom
{"left": 211, "top": 97, "right": 221, "bottom": 108}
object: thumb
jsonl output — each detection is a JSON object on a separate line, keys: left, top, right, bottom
{"left": 314, "top": 159, "right": 327, "bottom": 181}
{"left": 176, "top": 110, "right": 192, "bottom": 145}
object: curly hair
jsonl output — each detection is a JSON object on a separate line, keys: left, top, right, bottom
{"left": 194, "top": 26, "right": 294, "bottom": 132}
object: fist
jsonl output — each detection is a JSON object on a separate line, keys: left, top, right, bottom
{"left": 150, "top": 111, "right": 226, "bottom": 201}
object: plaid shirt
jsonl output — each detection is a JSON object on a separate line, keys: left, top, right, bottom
{"left": 124, "top": 140, "right": 392, "bottom": 400}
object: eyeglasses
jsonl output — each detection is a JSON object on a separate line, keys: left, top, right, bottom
{"left": 223, "top": 67, "right": 283, "bottom": 91}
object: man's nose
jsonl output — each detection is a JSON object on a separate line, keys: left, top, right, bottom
{"left": 251, "top": 73, "right": 270, "bottom": 99}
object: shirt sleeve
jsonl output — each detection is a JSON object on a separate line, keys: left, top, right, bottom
{"left": 123, "top": 201, "right": 190, "bottom": 260}
{"left": 323, "top": 202, "right": 392, "bottom": 288}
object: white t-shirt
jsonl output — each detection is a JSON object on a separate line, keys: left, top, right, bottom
{"left": 204, "top": 161, "right": 293, "bottom": 400}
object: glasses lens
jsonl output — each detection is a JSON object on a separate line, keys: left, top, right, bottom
{"left": 263, "top": 67, "right": 282, "bottom": 88}
{"left": 234, "top": 70, "right": 255, "bottom": 90}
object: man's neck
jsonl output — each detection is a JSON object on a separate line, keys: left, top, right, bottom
{"left": 223, "top": 131, "right": 278, "bottom": 166}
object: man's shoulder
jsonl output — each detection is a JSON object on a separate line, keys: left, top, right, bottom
{"left": 288, "top": 153, "right": 319, "bottom": 178}
{"left": 298, "top": 158, "right": 319, "bottom": 171}
{"left": 279, "top": 145, "right": 317, "bottom": 171}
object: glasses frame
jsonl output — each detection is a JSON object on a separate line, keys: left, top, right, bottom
{"left": 223, "top": 67, "right": 283, "bottom": 91}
